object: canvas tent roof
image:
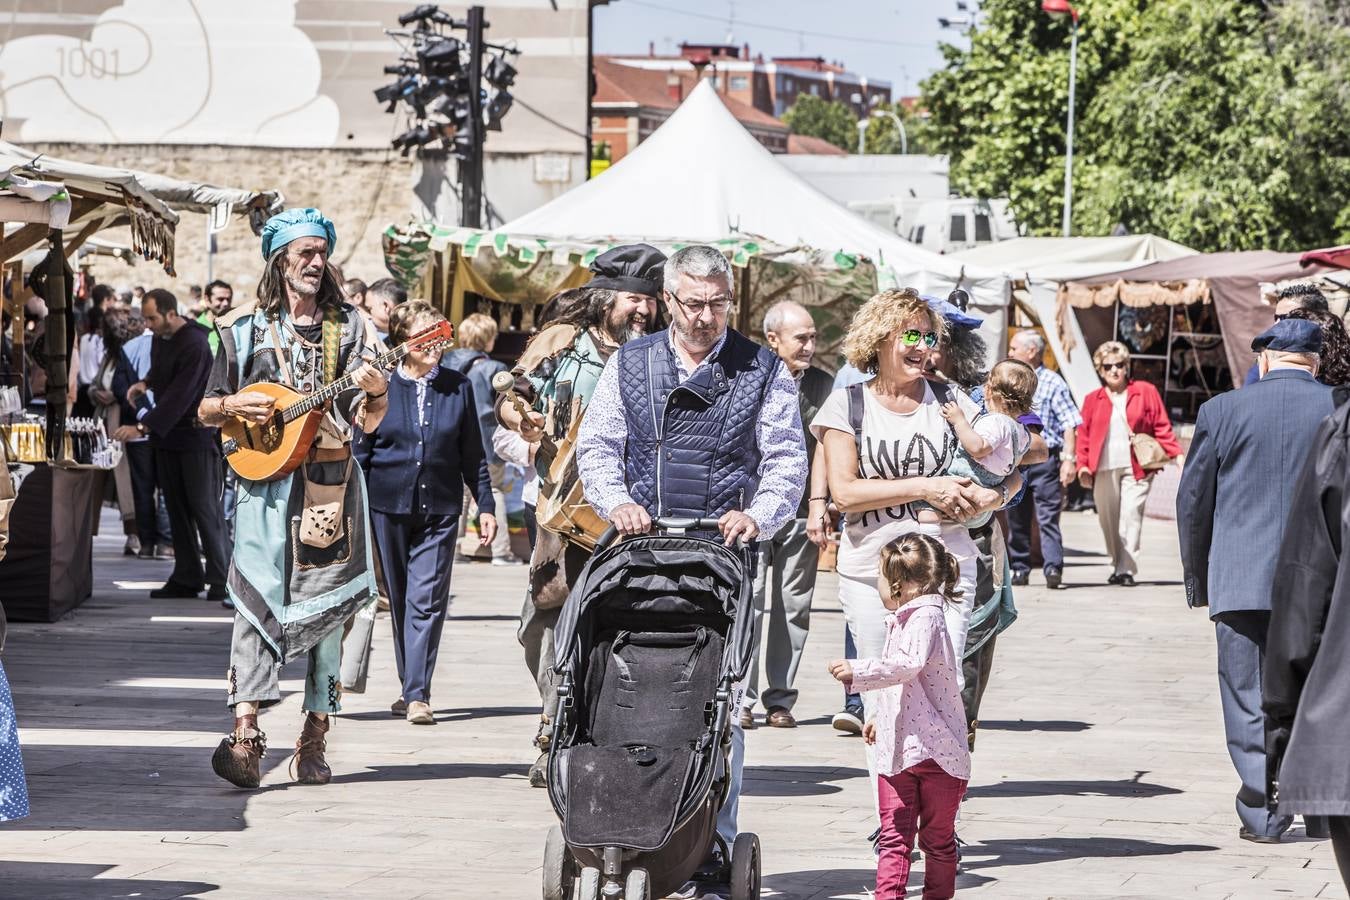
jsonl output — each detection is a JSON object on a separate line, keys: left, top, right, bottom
{"left": 1063, "top": 251, "right": 1350, "bottom": 385}
{"left": 391, "top": 81, "right": 1012, "bottom": 368}
{"left": 501, "top": 80, "right": 1009, "bottom": 313}
{"left": 950, "top": 235, "right": 1198, "bottom": 403}
{"left": 0, "top": 141, "right": 283, "bottom": 273}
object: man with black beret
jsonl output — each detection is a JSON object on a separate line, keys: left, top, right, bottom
{"left": 496, "top": 242, "right": 667, "bottom": 787}
{"left": 1178, "top": 317, "right": 1333, "bottom": 845}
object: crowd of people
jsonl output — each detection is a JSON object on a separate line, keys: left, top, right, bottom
{"left": 3, "top": 207, "right": 1350, "bottom": 897}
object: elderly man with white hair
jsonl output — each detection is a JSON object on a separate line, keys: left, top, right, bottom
{"left": 737, "top": 301, "right": 833, "bottom": 729}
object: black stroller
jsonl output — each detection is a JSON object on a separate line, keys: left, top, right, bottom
{"left": 541, "top": 518, "right": 761, "bottom": 900}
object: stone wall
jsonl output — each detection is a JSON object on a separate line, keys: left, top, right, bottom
{"left": 31, "top": 143, "right": 418, "bottom": 300}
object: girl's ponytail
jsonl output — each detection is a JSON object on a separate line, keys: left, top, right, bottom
{"left": 879, "top": 532, "right": 966, "bottom": 604}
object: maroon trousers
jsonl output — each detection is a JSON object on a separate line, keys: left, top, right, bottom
{"left": 875, "top": 759, "right": 967, "bottom": 899}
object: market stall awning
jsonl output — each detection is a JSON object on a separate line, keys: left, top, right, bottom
{"left": 1302, "top": 245, "right": 1350, "bottom": 270}
{"left": 384, "top": 221, "right": 879, "bottom": 369}
{"left": 0, "top": 141, "right": 284, "bottom": 274}
{"left": 1062, "top": 250, "right": 1350, "bottom": 383}
{"left": 952, "top": 235, "right": 1199, "bottom": 403}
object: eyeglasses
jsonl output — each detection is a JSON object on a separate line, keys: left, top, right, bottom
{"left": 1101, "top": 361, "right": 1127, "bottom": 372}
{"left": 1274, "top": 313, "right": 1291, "bottom": 321}
{"left": 899, "top": 329, "right": 939, "bottom": 349}
{"left": 666, "top": 291, "right": 732, "bottom": 316}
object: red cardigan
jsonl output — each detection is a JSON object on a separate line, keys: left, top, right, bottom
{"left": 1075, "top": 380, "right": 1182, "bottom": 480}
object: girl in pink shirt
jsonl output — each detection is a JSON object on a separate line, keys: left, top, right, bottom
{"left": 828, "top": 533, "right": 971, "bottom": 899}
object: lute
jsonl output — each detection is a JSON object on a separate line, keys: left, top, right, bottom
{"left": 219, "top": 320, "right": 455, "bottom": 482}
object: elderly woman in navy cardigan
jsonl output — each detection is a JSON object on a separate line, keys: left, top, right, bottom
{"left": 354, "top": 301, "right": 497, "bottom": 725}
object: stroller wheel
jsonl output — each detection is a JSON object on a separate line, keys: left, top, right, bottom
{"left": 730, "top": 832, "right": 761, "bottom": 900}
{"left": 577, "top": 866, "right": 601, "bottom": 900}
{"left": 542, "top": 824, "right": 574, "bottom": 900}
{"left": 624, "top": 867, "right": 650, "bottom": 900}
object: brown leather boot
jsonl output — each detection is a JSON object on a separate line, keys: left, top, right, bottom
{"left": 211, "top": 714, "right": 266, "bottom": 789}
{"left": 291, "top": 712, "right": 332, "bottom": 785}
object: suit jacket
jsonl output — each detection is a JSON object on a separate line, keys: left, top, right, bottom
{"left": 1264, "top": 389, "right": 1350, "bottom": 814}
{"left": 353, "top": 366, "right": 493, "bottom": 517}
{"left": 1176, "top": 368, "right": 1333, "bottom": 614}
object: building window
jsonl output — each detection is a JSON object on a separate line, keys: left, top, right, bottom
{"left": 730, "top": 75, "right": 749, "bottom": 91}
{"left": 809, "top": 83, "right": 819, "bottom": 96}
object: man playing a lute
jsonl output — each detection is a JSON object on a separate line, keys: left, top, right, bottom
{"left": 198, "top": 208, "right": 389, "bottom": 789}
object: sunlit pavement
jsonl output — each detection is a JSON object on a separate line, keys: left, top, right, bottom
{"left": 0, "top": 508, "right": 1345, "bottom": 899}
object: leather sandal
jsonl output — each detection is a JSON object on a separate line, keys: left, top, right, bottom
{"left": 211, "top": 714, "right": 267, "bottom": 789}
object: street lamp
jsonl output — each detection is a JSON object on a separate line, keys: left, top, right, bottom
{"left": 855, "top": 106, "right": 908, "bottom": 155}
{"left": 1043, "top": 0, "right": 1079, "bottom": 237}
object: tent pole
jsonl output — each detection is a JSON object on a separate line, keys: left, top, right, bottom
{"left": 738, "top": 263, "right": 752, "bottom": 337}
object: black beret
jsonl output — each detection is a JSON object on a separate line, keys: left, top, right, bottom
{"left": 1251, "top": 318, "right": 1323, "bottom": 354}
{"left": 587, "top": 243, "right": 667, "bottom": 298}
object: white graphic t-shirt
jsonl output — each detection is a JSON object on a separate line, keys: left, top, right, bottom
{"left": 810, "top": 382, "right": 981, "bottom": 580}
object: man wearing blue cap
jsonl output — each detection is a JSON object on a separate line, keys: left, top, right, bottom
{"left": 1178, "top": 317, "right": 1332, "bottom": 844}
{"left": 197, "top": 208, "right": 390, "bottom": 789}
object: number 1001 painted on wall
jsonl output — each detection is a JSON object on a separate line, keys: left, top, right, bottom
{"left": 57, "top": 47, "right": 123, "bottom": 79}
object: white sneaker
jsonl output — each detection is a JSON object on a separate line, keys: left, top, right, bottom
{"left": 492, "top": 556, "right": 525, "bottom": 567}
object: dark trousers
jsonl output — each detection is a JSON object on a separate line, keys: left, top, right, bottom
{"left": 1008, "top": 453, "right": 1064, "bottom": 573}
{"left": 523, "top": 502, "right": 537, "bottom": 553}
{"left": 371, "top": 510, "right": 459, "bottom": 704}
{"left": 1331, "top": 817, "right": 1350, "bottom": 889}
{"left": 125, "top": 440, "right": 171, "bottom": 547}
{"left": 843, "top": 628, "right": 861, "bottom": 709}
{"left": 155, "top": 447, "right": 228, "bottom": 590}
{"left": 1214, "top": 610, "right": 1291, "bottom": 838}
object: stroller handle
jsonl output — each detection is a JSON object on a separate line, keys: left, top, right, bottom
{"left": 592, "top": 516, "right": 727, "bottom": 551}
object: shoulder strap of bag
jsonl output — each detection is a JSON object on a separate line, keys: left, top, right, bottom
{"left": 847, "top": 382, "right": 865, "bottom": 474}
{"left": 266, "top": 318, "right": 298, "bottom": 389}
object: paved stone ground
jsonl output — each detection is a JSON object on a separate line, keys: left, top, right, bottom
{"left": 1, "top": 509, "right": 1346, "bottom": 900}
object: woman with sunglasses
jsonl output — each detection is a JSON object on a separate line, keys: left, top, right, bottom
{"left": 1075, "top": 341, "right": 1182, "bottom": 586}
{"left": 812, "top": 290, "right": 1016, "bottom": 809}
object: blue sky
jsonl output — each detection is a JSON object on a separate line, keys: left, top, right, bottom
{"left": 592, "top": 0, "right": 969, "bottom": 97}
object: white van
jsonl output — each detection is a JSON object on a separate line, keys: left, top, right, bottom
{"left": 905, "top": 198, "right": 1017, "bottom": 253}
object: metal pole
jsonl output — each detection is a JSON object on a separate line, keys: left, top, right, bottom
{"left": 1061, "top": 18, "right": 1077, "bottom": 237}
{"left": 461, "top": 5, "right": 486, "bottom": 228}
{"left": 856, "top": 118, "right": 868, "bottom": 154}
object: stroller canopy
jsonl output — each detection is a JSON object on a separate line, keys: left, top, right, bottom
{"left": 553, "top": 534, "right": 755, "bottom": 685}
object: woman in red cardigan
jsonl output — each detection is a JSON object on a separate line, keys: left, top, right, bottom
{"left": 1075, "top": 341, "right": 1183, "bottom": 586}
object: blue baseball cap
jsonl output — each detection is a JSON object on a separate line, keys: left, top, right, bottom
{"left": 922, "top": 294, "right": 983, "bottom": 330}
{"left": 1251, "top": 318, "right": 1323, "bottom": 354}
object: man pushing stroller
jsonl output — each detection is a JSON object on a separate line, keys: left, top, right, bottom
{"left": 577, "top": 244, "right": 808, "bottom": 877}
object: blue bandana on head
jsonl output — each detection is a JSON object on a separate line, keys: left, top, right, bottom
{"left": 260, "top": 208, "right": 336, "bottom": 260}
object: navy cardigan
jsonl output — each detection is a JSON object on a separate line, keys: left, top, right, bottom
{"left": 354, "top": 366, "right": 495, "bottom": 517}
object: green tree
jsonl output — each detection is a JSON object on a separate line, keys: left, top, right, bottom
{"left": 783, "top": 95, "right": 859, "bottom": 152}
{"left": 920, "top": 0, "right": 1350, "bottom": 250}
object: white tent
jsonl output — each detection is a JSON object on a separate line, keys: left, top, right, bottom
{"left": 952, "top": 235, "right": 1196, "bottom": 403}
{"left": 503, "top": 81, "right": 1011, "bottom": 337}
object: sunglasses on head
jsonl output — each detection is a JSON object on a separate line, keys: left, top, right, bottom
{"left": 899, "top": 329, "right": 939, "bottom": 349}
{"left": 1101, "top": 361, "right": 1127, "bottom": 372}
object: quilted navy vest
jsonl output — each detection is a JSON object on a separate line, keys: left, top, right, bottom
{"left": 617, "top": 328, "right": 779, "bottom": 519}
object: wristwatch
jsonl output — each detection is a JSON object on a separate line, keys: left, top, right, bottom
{"left": 136, "top": 421, "right": 147, "bottom": 436}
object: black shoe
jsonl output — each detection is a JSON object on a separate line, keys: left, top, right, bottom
{"left": 1107, "top": 573, "right": 1123, "bottom": 586}
{"left": 1010, "top": 569, "right": 1030, "bottom": 587}
{"left": 1118, "top": 574, "right": 1136, "bottom": 587}
{"left": 207, "top": 586, "right": 230, "bottom": 607}
{"left": 1045, "top": 565, "right": 1063, "bottom": 589}
{"left": 150, "top": 582, "right": 201, "bottom": 599}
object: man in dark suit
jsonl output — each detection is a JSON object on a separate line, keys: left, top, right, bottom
{"left": 1178, "top": 318, "right": 1334, "bottom": 844}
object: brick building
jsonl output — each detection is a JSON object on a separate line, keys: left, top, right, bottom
{"left": 592, "top": 57, "right": 788, "bottom": 161}
{"left": 606, "top": 42, "right": 892, "bottom": 120}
